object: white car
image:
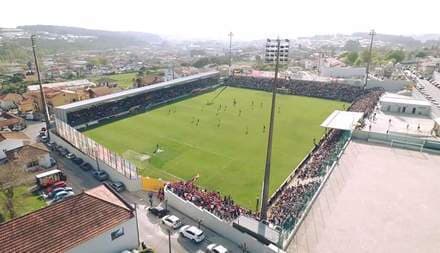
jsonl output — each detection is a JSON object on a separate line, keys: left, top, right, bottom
{"left": 161, "top": 215, "right": 182, "bottom": 229}
{"left": 179, "top": 225, "right": 205, "bottom": 243}
{"left": 206, "top": 243, "right": 228, "bottom": 253}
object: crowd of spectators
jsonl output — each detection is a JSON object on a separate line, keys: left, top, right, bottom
{"left": 225, "top": 76, "right": 369, "bottom": 102}
{"left": 268, "top": 182, "right": 320, "bottom": 226}
{"left": 167, "top": 181, "right": 254, "bottom": 221}
{"left": 66, "top": 78, "right": 218, "bottom": 126}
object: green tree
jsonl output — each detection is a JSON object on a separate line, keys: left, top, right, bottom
{"left": 344, "top": 52, "right": 359, "bottom": 65}
{"left": 385, "top": 50, "right": 405, "bottom": 63}
{"left": 415, "top": 51, "right": 427, "bottom": 58}
{"left": 0, "top": 162, "right": 26, "bottom": 220}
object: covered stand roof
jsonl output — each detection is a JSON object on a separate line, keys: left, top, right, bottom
{"left": 55, "top": 71, "right": 219, "bottom": 112}
{"left": 321, "top": 110, "right": 364, "bottom": 130}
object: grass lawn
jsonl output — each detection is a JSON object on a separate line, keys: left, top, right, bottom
{"left": 85, "top": 87, "right": 348, "bottom": 208}
{"left": 92, "top": 73, "right": 136, "bottom": 89}
{"left": 0, "top": 185, "right": 46, "bottom": 221}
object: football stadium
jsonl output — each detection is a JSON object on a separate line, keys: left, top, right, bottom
{"left": 83, "top": 86, "right": 347, "bottom": 208}
{"left": 54, "top": 71, "right": 386, "bottom": 251}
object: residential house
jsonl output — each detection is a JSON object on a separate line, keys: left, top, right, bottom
{"left": 0, "top": 112, "right": 26, "bottom": 131}
{"left": 46, "top": 89, "right": 88, "bottom": 107}
{"left": 133, "top": 75, "right": 163, "bottom": 88}
{"left": 0, "top": 131, "right": 31, "bottom": 162}
{"left": 0, "top": 184, "right": 140, "bottom": 253}
{"left": 18, "top": 96, "right": 37, "bottom": 113}
{"left": 27, "top": 79, "right": 95, "bottom": 92}
{"left": 0, "top": 93, "right": 23, "bottom": 110}
{"left": 87, "top": 86, "right": 122, "bottom": 98}
{"left": 6, "top": 143, "right": 51, "bottom": 170}
{"left": 27, "top": 89, "right": 89, "bottom": 111}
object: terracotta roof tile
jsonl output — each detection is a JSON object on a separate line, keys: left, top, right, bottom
{"left": 0, "top": 185, "right": 134, "bottom": 253}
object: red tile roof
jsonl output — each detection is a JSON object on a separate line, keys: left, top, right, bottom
{"left": 0, "top": 184, "right": 135, "bottom": 253}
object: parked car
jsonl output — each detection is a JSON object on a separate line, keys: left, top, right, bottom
{"left": 40, "top": 135, "right": 49, "bottom": 143}
{"left": 110, "top": 181, "right": 125, "bottom": 192}
{"left": 148, "top": 206, "right": 169, "bottom": 218}
{"left": 59, "top": 149, "right": 68, "bottom": 156}
{"left": 206, "top": 244, "right": 228, "bottom": 253}
{"left": 92, "top": 170, "right": 109, "bottom": 181}
{"left": 65, "top": 153, "right": 76, "bottom": 159}
{"left": 179, "top": 225, "right": 205, "bottom": 243}
{"left": 46, "top": 181, "right": 67, "bottom": 193}
{"left": 80, "top": 162, "right": 93, "bottom": 171}
{"left": 73, "top": 157, "right": 84, "bottom": 165}
{"left": 49, "top": 158, "right": 57, "bottom": 167}
{"left": 161, "top": 215, "right": 182, "bottom": 229}
{"left": 52, "top": 190, "right": 74, "bottom": 203}
{"left": 55, "top": 145, "right": 64, "bottom": 153}
{"left": 46, "top": 142, "right": 55, "bottom": 149}
{"left": 48, "top": 187, "right": 73, "bottom": 199}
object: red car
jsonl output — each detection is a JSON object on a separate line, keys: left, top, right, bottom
{"left": 47, "top": 181, "right": 67, "bottom": 193}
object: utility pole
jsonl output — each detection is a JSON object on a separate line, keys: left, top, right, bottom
{"left": 167, "top": 229, "right": 172, "bottom": 253}
{"left": 31, "top": 35, "right": 51, "bottom": 141}
{"left": 260, "top": 38, "right": 289, "bottom": 220}
{"left": 228, "top": 32, "right": 233, "bottom": 75}
{"left": 364, "top": 29, "right": 376, "bottom": 89}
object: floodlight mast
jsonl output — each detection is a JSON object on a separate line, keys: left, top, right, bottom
{"left": 228, "top": 32, "right": 233, "bottom": 75}
{"left": 364, "top": 29, "right": 376, "bottom": 89}
{"left": 31, "top": 35, "right": 51, "bottom": 141}
{"left": 260, "top": 38, "right": 289, "bottom": 220}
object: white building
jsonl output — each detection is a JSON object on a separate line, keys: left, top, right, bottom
{"left": 380, "top": 93, "right": 431, "bottom": 116}
{"left": 27, "top": 79, "right": 95, "bottom": 92}
{"left": 5, "top": 143, "right": 52, "bottom": 169}
{"left": 0, "top": 184, "right": 140, "bottom": 253}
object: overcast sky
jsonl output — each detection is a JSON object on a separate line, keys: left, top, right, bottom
{"left": 1, "top": 0, "right": 439, "bottom": 41}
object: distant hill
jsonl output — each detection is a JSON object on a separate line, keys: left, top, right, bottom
{"left": 351, "top": 32, "right": 422, "bottom": 48}
{"left": 0, "top": 25, "right": 163, "bottom": 64}
{"left": 411, "top": 34, "right": 440, "bottom": 43}
{"left": 18, "top": 25, "right": 162, "bottom": 44}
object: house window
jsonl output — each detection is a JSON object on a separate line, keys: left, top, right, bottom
{"left": 111, "top": 227, "right": 124, "bottom": 241}
{"left": 27, "top": 160, "right": 39, "bottom": 168}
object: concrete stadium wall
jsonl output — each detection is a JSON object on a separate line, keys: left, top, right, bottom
{"left": 164, "top": 189, "right": 285, "bottom": 253}
{"left": 319, "top": 66, "right": 365, "bottom": 79}
{"left": 341, "top": 79, "right": 410, "bottom": 92}
{"left": 352, "top": 130, "right": 440, "bottom": 154}
{"left": 50, "top": 132, "right": 142, "bottom": 191}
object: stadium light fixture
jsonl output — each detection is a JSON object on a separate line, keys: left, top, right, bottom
{"left": 260, "top": 38, "right": 290, "bottom": 221}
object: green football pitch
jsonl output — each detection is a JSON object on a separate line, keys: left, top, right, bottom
{"left": 84, "top": 86, "right": 348, "bottom": 208}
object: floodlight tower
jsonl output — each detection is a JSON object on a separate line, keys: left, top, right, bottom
{"left": 31, "top": 35, "right": 51, "bottom": 141}
{"left": 228, "top": 32, "right": 234, "bottom": 75}
{"left": 364, "top": 29, "right": 376, "bottom": 89}
{"left": 260, "top": 38, "right": 289, "bottom": 220}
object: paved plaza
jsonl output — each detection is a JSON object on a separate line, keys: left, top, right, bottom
{"left": 288, "top": 140, "right": 440, "bottom": 253}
